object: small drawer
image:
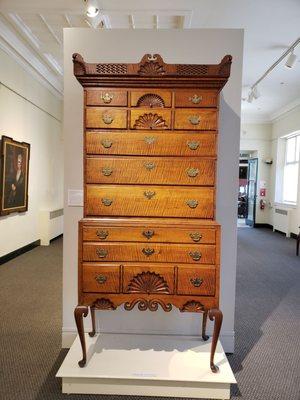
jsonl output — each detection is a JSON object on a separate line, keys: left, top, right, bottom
{"left": 177, "top": 266, "right": 216, "bottom": 296}
{"left": 82, "top": 243, "right": 216, "bottom": 264}
{"left": 174, "top": 109, "right": 217, "bottom": 130}
{"left": 82, "top": 263, "right": 120, "bottom": 293}
{"left": 130, "top": 90, "right": 172, "bottom": 107}
{"left": 174, "top": 90, "right": 218, "bottom": 108}
{"left": 130, "top": 109, "right": 171, "bottom": 129}
{"left": 86, "top": 108, "right": 127, "bottom": 129}
{"left": 85, "top": 156, "right": 216, "bottom": 186}
{"left": 86, "top": 89, "right": 128, "bottom": 106}
{"left": 123, "top": 265, "right": 175, "bottom": 294}
{"left": 82, "top": 225, "right": 216, "bottom": 244}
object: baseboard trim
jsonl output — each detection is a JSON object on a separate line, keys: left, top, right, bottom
{"left": 0, "top": 239, "right": 41, "bottom": 265}
{"left": 50, "top": 233, "right": 63, "bottom": 243}
{"left": 254, "top": 223, "right": 273, "bottom": 229}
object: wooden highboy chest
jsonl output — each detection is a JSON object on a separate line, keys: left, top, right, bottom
{"left": 73, "top": 53, "right": 232, "bottom": 373}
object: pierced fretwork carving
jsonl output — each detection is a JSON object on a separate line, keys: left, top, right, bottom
{"left": 177, "top": 64, "right": 208, "bottom": 75}
{"left": 127, "top": 271, "right": 170, "bottom": 294}
{"left": 96, "top": 63, "right": 127, "bottom": 74}
{"left": 136, "top": 93, "right": 165, "bottom": 108}
{"left": 92, "top": 298, "right": 116, "bottom": 310}
{"left": 133, "top": 113, "right": 168, "bottom": 130}
{"left": 124, "top": 298, "right": 172, "bottom": 312}
{"left": 180, "top": 300, "right": 205, "bottom": 313}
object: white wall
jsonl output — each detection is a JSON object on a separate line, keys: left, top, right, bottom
{"left": 0, "top": 48, "right": 63, "bottom": 256}
{"left": 63, "top": 28, "right": 244, "bottom": 352}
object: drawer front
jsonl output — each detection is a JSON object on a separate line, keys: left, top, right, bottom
{"left": 86, "top": 108, "right": 127, "bottom": 129}
{"left": 86, "top": 156, "right": 215, "bottom": 186}
{"left": 85, "top": 185, "right": 214, "bottom": 218}
{"left": 131, "top": 90, "right": 172, "bottom": 107}
{"left": 177, "top": 266, "right": 216, "bottom": 296}
{"left": 82, "top": 263, "right": 120, "bottom": 293}
{"left": 123, "top": 266, "right": 175, "bottom": 294}
{"left": 83, "top": 225, "right": 216, "bottom": 244}
{"left": 174, "top": 90, "right": 218, "bottom": 108}
{"left": 174, "top": 109, "right": 217, "bottom": 130}
{"left": 130, "top": 109, "right": 172, "bottom": 129}
{"left": 86, "top": 89, "right": 128, "bottom": 106}
{"left": 86, "top": 132, "right": 217, "bottom": 157}
{"left": 82, "top": 243, "right": 216, "bottom": 264}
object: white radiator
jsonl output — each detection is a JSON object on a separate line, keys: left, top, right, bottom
{"left": 273, "top": 207, "right": 292, "bottom": 237}
{"left": 38, "top": 208, "right": 64, "bottom": 245}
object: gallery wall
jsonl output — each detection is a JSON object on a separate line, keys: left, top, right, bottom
{"left": 0, "top": 48, "right": 63, "bottom": 256}
{"left": 63, "top": 28, "right": 244, "bottom": 352}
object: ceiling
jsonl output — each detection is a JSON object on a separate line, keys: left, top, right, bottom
{"left": 0, "top": 0, "right": 300, "bottom": 122}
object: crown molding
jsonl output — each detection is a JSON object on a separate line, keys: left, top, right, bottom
{"left": 270, "top": 97, "right": 300, "bottom": 123}
{"left": 0, "top": 15, "right": 62, "bottom": 98}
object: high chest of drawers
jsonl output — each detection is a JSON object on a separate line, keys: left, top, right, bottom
{"left": 73, "top": 53, "right": 232, "bottom": 373}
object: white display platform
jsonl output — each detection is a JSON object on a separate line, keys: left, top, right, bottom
{"left": 56, "top": 333, "right": 236, "bottom": 399}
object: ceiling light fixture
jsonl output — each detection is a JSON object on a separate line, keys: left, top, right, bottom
{"left": 285, "top": 50, "right": 297, "bottom": 68}
{"left": 84, "top": 0, "right": 100, "bottom": 18}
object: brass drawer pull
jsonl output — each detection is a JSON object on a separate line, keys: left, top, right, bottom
{"left": 96, "top": 230, "right": 109, "bottom": 240}
{"left": 142, "top": 230, "right": 155, "bottom": 239}
{"left": 188, "top": 115, "right": 201, "bottom": 125}
{"left": 189, "top": 251, "right": 202, "bottom": 261}
{"left": 102, "top": 167, "right": 113, "bottom": 176}
{"left": 189, "top": 232, "right": 202, "bottom": 242}
{"left": 101, "top": 198, "right": 113, "bottom": 206}
{"left": 102, "top": 113, "right": 114, "bottom": 124}
{"left": 101, "top": 92, "right": 113, "bottom": 104}
{"left": 95, "top": 274, "right": 107, "bottom": 284}
{"left": 190, "top": 277, "right": 203, "bottom": 287}
{"left": 144, "top": 136, "right": 156, "bottom": 145}
{"left": 142, "top": 247, "right": 155, "bottom": 257}
{"left": 186, "top": 168, "right": 199, "bottom": 178}
{"left": 189, "top": 94, "right": 202, "bottom": 104}
{"left": 96, "top": 248, "right": 108, "bottom": 258}
{"left": 101, "top": 139, "right": 113, "bottom": 149}
{"left": 144, "top": 162, "right": 156, "bottom": 170}
{"left": 144, "top": 190, "right": 156, "bottom": 199}
{"left": 186, "top": 199, "right": 198, "bottom": 209}
{"left": 187, "top": 141, "right": 199, "bottom": 150}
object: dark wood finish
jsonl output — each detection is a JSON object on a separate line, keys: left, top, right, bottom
{"left": 73, "top": 53, "right": 231, "bottom": 373}
{"left": 74, "top": 305, "right": 89, "bottom": 367}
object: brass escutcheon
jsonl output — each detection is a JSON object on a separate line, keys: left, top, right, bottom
{"left": 101, "top": 92, "right": 113, "bottom": 104}
{"left": 189, "top": 94, "right": 202, "bottom": 104}
{"left": 189, "top": 251, "right": 202, "bottom": 261}
{"left": 101, "top": 198, "right": 113, "bottom": 206}
{"left": 190, "top": 277, "right": 203, "bottom": 287}
{"left": 187, "top": 141, "right": 200, "bottom": 150}
{"left": 144, "top": 162, "right": 156, "bottom": 170}
{"left": 102, "top": 113, "right": 114, "bottom": 124}
{"left": 144, "top": 136, "right": 156, "bottom": 145}
{"left": 101, "top": 139, "right": 113, "bottom": 149}
{"left": 142, "top": 248, "right": 155, "bottom": 257}
{"left": 188, "top": 115, "right": 201, "bottom": 125}
{"left": 142, "top": 230, "right": 155, "bottom": 239}
{"left": 144, "top": 190, "right": 156, "bottom": 199}
{"left": 95, "top": 274, "right": 107, "bottom": 284}
{"left": 96, "top": 230, "right": 109, "bottom": 240}
{"left": 102, "top": 167, "right": 113, "bottom": 176}
{"left": 186, "top": 199, "right": 198, "bottom": 209}
{"left": 96, "top": 248, "right": 108, "bottom": 258}
{"left": 186, "top": 167, "right": 199, "bottom": 178}
{"left": 189, "top": 232, "right": 202, "bottom": 242}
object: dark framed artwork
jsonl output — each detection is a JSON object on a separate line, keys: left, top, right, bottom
{"left": 0, "top": 136, "right": 30, "bottom": 216}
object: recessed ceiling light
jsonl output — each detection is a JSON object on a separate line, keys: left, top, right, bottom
{"left": 84, "top": 0, "right": 100, "bottom": 18}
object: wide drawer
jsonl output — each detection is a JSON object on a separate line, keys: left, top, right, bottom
{"left": 174, "top": 109, "right": 217, "bottom": 130}
{"left": 85, "top": 89, "right": 128, "bottom": 106}
{"left": 130, "top": 90, "right": 172, "bottom": 107}
{"left": 82, "top": 263, "right": 120, "bottom": 293}
{"left": 82, "top": 242, "right": 216, "bottom": 264}
{"left": 130, "top": 109, "right": 171, "bottom": 129}
{"left": 174, "top": 90, "right": 218, "bottom": 108}
{"left": 86, "top": 156, "right": 215, "bottom": 186}
{"left": 82, "top": 225, "right": 216, "bottom": 244}
{"left": 123, "top": 265, "right": 175, "bottom": 294}
{"left": 85, "top": 184, "right": 214, "bottom": 218}
{"left": 85, "top": 131, "right": 217, "bottom": 157}
{"left": 177, "top": 266, "right": 216, "bottom": 296}
{"left": 86, "top": 108, "right": 127, "bottom": 129}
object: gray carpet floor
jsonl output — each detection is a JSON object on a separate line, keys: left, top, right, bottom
{"left": 0, "top": 228, "right": 299, "bottom": 400}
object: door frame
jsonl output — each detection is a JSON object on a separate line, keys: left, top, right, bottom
{"left": 246, "top": 158, "right": 258, "bottom": 227}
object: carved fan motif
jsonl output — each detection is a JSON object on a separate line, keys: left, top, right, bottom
{"left": 133, "top": 113, "right": 168, "bottom": 129}
{"left": 138, "top": 55, "right": 166, "bottom": 75}
{"left": 180, "top": 300, "right": 205, "bottom": 312}
{"left": 93, "top": 298, "right": 116, "bottom": 310}
{"left": 127, "top": 271, "right": 170, "bottom": 294}
{"left": 137, "top": 93, "right": 165, "bottom": 108}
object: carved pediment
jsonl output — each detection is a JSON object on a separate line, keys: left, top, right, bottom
{"left": 138, "top": 54, "right": 166, "bottom": 76}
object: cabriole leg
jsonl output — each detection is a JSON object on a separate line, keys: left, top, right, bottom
{"left": 74, "top": 305, "right": 89, "bottom": 367}
{"left": 202, "top": 310, "right": 209, "bottom": 341}
{"left": 208, "top": 308, "right": 223, "bottom": 373}
{"left": 89, "top": 306, "right": 96, "bottom": 337}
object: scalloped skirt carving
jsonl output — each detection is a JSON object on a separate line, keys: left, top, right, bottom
{"left": 124, "top": 298, "right": 172, "bottom": 312}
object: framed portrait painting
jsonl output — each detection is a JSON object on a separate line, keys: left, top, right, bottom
{"left": 0, "top": 136, "right": 30, "bottom": 216}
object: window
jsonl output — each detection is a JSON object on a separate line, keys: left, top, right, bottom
{"left": 282, "top": 135, "right": 300, "bottom": 204}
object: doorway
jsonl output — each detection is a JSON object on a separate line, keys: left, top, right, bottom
{"left": 245, "top": 158, "right": 258, "bottom": 227}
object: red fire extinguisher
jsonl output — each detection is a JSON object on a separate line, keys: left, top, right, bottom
{"left": 260, "top": 199, "right": 266, "bottom": 210}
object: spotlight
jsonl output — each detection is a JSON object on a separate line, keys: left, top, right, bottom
{"left": 252, "top": 86, "right": 260, "bottom": 99}
{"left": 247, "top": 90, "right": 254, "bottom": 103}
{"left": 285, "top": 50, "right": 297, "bottom": 68}
{"left": 84, "top": 0, "right": 100, "bottom": 18}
